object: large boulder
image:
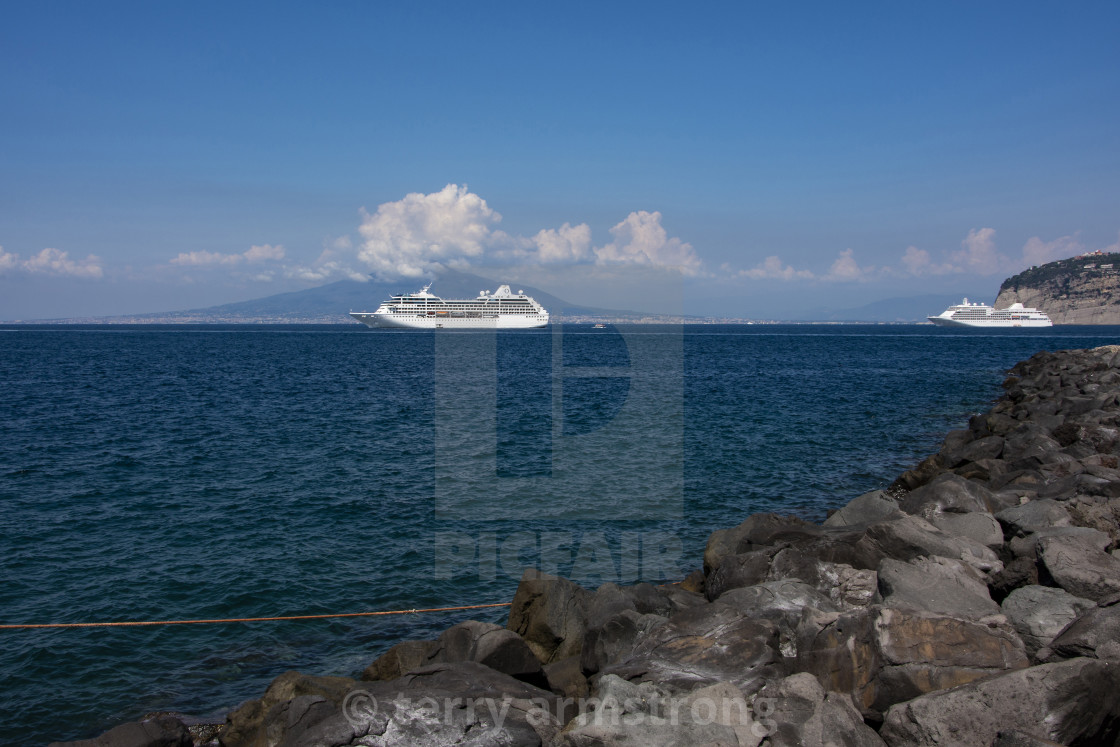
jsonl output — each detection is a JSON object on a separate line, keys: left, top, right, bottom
{"left": 852, "top": 514, "right": 1002, "bottom": 574}
{"left": 718, "top": 580, "right": 840, "bottom": 660}
{"left": 764, "top": 549, "right": 877, "bottom": 610}
{"left": 704, "top": 514, "right": 811, "bottom": 574}
{"left": 879, "top": 658, "right": 1120, "bottom": 747}
{"left": 1043, "top": 596, "right": 1120, "bottom": 661}
{"left": 996, "top": 499, "right": 1073, "bottom": 537}
{"left": 796, "top": 606, "right": 1027, "bottom": 717}
{"left": 600, "top": 601, "right": 784, "bottom": 695}
{"left": 259, "top": 662, "right": 563, "bottom": 747}
{"left": 48, "top": 716, "right": 193, "bottom": 747}
{"left": 1037, "top": 532, "right": 1120, "bottom": 601}
{"left": 823, "top": 490, "right": 901, "bottom": 528}
{"left": 361, "top": 640, "right": 436, "bottom": 682}
{"left": 754, "top": 673, "right": 886, "bottom": 747}
{"left": 223, "top": 671, "right": 356, "bottom": 747}
{"left": 898, "top": 473, "right": 997, "bottom": 517}
{"left": 877, "top": 556, "right": 1000, "bottom": 620}
{"left": 424, "top": 620, "right": 544, "bottom": 685}
{"left": 1000, "top": 585, "right": 1095, "bottom": 660}
{"left": 553, "top": 676, "right": 765, "bottom": 747}
{"left": 507, "top": 569, "right": 592, "bottom": 664}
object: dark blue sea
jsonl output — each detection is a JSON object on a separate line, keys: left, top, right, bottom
{"left": 2, "top": 323, "right": 1119, "bottom": 745}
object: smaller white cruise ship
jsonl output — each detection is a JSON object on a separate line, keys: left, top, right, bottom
{"left": 351, "top": 284, "right": 549, "bottom": 329}
{"left": 928, "top": 298, "right": 1053, "bottom": 328}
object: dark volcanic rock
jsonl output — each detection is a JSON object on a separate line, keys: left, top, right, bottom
{"left": 507, "top": 569, "right": 592, "bottom": 664}
{"left": 49, "top": 716, "right": 193, "bottom": 747}
{"left": 879, "top": 658, "right": 1120, "bottom": 747}
{"left": 823, "top": 489, "right": 902, "bottom": 527}
{"left": 361, "top": 640, "right": 436, "bottom": 682}
{"left": 1000, "top": 585, "right": 1095, "bottom": 660}
{"left": 755, "top": 673, "right": 886, "bottom": 747}
{"left": 1038, "top": 532, "right": 1120, "bottom": 601}
{"left": 600, "top": 601, "right": 785, "bottom": 695}
{"left": 877, "top": 556, "right": 1000, "bottom": 620}
{"left": 425, "top": 619, "right": 545, "bottom": 685}
{"left": 1044, "top": 596, "right": 1120, "bottom": 661}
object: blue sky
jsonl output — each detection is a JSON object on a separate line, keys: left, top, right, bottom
{"left": 1, "top": 1, "right": 1118, "bottom": 319}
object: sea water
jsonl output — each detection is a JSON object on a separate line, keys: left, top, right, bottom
{"left": 2, "top": 323, "right": 1118, "bottom": 744}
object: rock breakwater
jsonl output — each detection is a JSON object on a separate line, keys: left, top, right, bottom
{"left": 55, "top": 346, "right": 1120, "bottom": 747}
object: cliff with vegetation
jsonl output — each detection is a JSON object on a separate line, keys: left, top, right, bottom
{"left": 996, "top": 252, "right": 1120, "bottom": 324}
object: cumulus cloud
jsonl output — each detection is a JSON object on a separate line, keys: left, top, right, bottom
{"left": 357, "top": 184, "right": 501, "bottom": 279}
{"left": 593, "top": 211, "right": 702, "bottom": 275}
{"left": 949, "top": 227, "right": 1006, "bottom": 275}
{"left": 171, "top": 244, "right": 286, "bottom": 267}
{"left": 737, "top": 255, "right": 815, "bottom": 280}
{"left": 823, "top": 248, "right": 875, "bottom": 282}
{"left": 533, "top": 222, "right": 592, "bottom": 263}
{"left": 900, "top": 245, "right": 955, "bottom": 276}
{"left": 0, "top": 246, "right": 103, "bottom": 278}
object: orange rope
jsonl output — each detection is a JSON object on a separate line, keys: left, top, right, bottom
{"left": 0, "top": 602, "right": 512, "bottom": 630}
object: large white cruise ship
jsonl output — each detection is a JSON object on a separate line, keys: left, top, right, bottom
{"left": 928, "top": 298, "right": 1053, "bottom": 328}
{"left": 350, "top": 284, "right": 549, "bottom": 329}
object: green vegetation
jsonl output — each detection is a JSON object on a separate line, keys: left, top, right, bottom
{"left": 1000, "top": 253, "right": 1120, "bottom": 292}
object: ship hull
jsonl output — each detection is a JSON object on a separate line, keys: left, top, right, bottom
{"left": 350, "top": 312, "right": 547, "bottom": 329}
{"left": 927, "top": 316, "right": 1053, "bottom": 328}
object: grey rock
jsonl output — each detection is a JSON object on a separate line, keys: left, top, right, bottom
{"left": 704, "top": 548, "right": 778, "bottom": 601}
{"left": 879, "top": 658, "right": 1120, "bottom": 747}
{"left": 754, "top": 673, "right": 886, "bottom": 747}
{"left": 425, "top": 620, "right": 544, "bottom": 684}
{"left": 990, "top": 731, "right": 1066, "bottom": 747}
{"left": 719, "top": 580, "right": 839, "bottom": 659}
{"left": 361, "top": 640, "right": 436, "bottom": 682}
{"left": 1038, "top": 532, "right": 1120, "bottom": 601}
{"left": 926, "top": 511, "right": 1004, "bottom": 550}
{"left": 764, "top": 548, "right": 878, "bottom": 609}
{"left": 600, "top": 601, "right": 784, "bottom": 695}
{"left": 48, "top": 716, "right": 192, "bottom": 747}
{"left": 554, "top": 676, "right": 764, "bottom": 747}
{"left": 877, "top": 556, "right": 1000, "bottom": 620}
{"left": 507, "top": 569, "right": 592, "bottom": 664}
{"left": 898, "top": 473, "right": 997, "bottom": 517}
{"left": 1000, "top": 585, "right": 1095, "bottom": 660}
{"left": 795, "top": 606, "right": 1027, "bottom": 718}
{"left": 704, "top": 514, "right": 811, "bottom": 574}
{"left": 996, "top": 499, "right": 1073, "bottom": 537}
{"left": 1045, "top": 598, "right": 1120, "bottom": 660}
{"left": 1007, "top": 525, "right": 1111, "bottom": 560}
{"left": 853, "top": 514, "right": 1002, "bottom": 574}
{"left": 823, "top": 490, "right": 902, "bottom": 527}
{"left": 222, "top": 670, "right": 356, "bottom": 747}
{"left": 543, "top": 655, "right": 588, "bottom": 699}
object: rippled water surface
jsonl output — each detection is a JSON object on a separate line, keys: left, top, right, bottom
{"left": 2, "top": 323, "right": 1118, "bottom": 744}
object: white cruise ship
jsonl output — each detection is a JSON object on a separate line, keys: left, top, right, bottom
{"left": 928, "top": 298, "right": 1053, "bottom": 328}
{"left": 350, "top": 284, "right": 549, "bottom": 329}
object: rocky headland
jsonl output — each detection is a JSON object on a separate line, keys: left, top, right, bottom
{"left": 996, "top": 253, "right": 1120, "bottom": 324}
{"left": 55, "top": 346, "right": 1120, "bottom": 746}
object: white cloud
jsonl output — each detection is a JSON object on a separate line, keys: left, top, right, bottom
{"left": 533, "top": 222, "right": 592, "bottom": 263}
{"left": 823, "top": 248, "right": 875, "bottom": 282}
{"left": 737, "top": 255, "right": 815, "bottom": 280}
{"left": 0, "top": 246, "right": 103, "bottom": 278}
{"left": 593, "top": 211, "right": 703, "bottom": 275}
{"left": 243, "top": 244, "right": 285, "bottom": 262}
{"left": 950, "top": 227, "right": 1005, "bottom": 275}
{"left": 357, "top": 184, "right": 501, "bottom": 279}
{"left": 171, "top": 244, "right": 286, "bottom": 267}
{"left": 900, "top": 245, "right": 954, "bottom": 276}
{"left": 1020, "top": 234, "right": 1082, "bottom": 267}
{"left": 0, "top": 247, "right": 17, "bottom": 273}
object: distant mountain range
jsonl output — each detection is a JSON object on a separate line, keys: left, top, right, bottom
{"left": 27, "top": 270, "right": 998, "bottom": 324}
{"left": 75, "top": 269, "right": 645, "bottom": 323}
